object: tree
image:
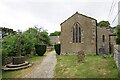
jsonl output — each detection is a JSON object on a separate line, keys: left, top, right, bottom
{"left": 50, "top": 31, "right": 61, "bottom": 36}
{"left": 97, "top": 21, "right": 110, "bottom": 28}
{"left": 1, "top": 26, "right": 51, "bottom": 65}
{"left": 2, "top": 34, "right": 18, "bottom": 56}
{"left": 40, "top": 31, "right": 51, "bottom": 45}
{"left": 116, "top": 25, "right": 120, "bottom": 44}
{"left": 21, "top": 29, "right": 37, "bottom": 55}
{"left": 21, "top": 27, "right": 51, "bottom": 55}
{"left": 2, "top": 26, "right": 51, "bottom": 56}
{"left": 0, "top": 27, "right": 16, "bottom": 38}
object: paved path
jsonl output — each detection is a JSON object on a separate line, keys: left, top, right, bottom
{"left": 24, "top": 51, "right": 57, "bottom": 78}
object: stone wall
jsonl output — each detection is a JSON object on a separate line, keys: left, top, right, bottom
{"left": 97, "top": 27, "right": 109, "bottom": 54}
{"left": 114, "top": 45, "right": 120, "bottom": 73}
{"left": 60, "top": 12, "right": 96, "bottom": 55}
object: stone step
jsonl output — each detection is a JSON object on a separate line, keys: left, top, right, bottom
{"left": 6, "top": 61, "right": 29, "bottom": 68}
{"left": 2, "top": 63, "right": 33, "bottom": 71}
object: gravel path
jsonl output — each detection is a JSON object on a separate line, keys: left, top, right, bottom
{"left": 24, "top": 51, "right": 57, "bottom": 78}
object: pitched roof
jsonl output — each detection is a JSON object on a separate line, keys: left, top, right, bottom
{"left": 60, "top": 12, "right": 97, "bottom": 25}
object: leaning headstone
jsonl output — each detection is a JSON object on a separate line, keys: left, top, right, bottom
{"left": 77, "top": 50, "right": 85, "bottom": 63}
{"left": 99, "top": 48, "right": 106, "bottom": 58}
{"left": 110, "top": 44, "right": 114, "bottom": 57}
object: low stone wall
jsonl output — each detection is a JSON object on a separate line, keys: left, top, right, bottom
{"left": 114, "top": 45, "right": 120, "bottom": 70}
{"left": 114, "top": 45, "right": 120, "bottom": 77}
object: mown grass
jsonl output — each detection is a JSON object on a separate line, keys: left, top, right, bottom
{"left": 54, "top": 55, "right": 118, "bottom": 78}
{"left": 2, "top": 55, "right": 45, "bottom": 78}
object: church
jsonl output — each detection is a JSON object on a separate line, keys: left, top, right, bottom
{"left": 60, "top": 12, "right": 116, "bottom": 55}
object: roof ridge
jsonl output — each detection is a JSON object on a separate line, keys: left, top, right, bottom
{"left": 60, "top": 12, "right": 97, "bottom": 25}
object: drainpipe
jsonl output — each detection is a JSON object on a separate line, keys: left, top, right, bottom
{"left": 96, "top": 20, "right": 98, "bottom": 55}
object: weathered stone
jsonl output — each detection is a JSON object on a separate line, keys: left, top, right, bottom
{"left": 97, "top": 27, "right": 110, "bottom": 54}
{"left": 77, "top": 50, "right": 85, "bottom": 63}
{"left": 99, "top": 47, "right": 106, "bottom": 58}
{"left": 2, "top": 62, "right": 32, "bottom": 71}
{"left": 60, "top": 12, "right": 115, "bottom": 55}
{"left": 60, "top": 12, "right": 97, "bottom": 55}
{"left": 12, "top": 56, "right": 25, "bottom": 65}
{"left": 114, "top": 45, "right": 120, "bottom": 76}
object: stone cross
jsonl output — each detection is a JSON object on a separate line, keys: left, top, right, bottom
{"left": 17, "top": 30, "right": 21, "bottom": 56}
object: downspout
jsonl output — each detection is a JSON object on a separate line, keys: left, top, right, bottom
{"left": 96, "top": 20, "right": 98, "bottom": 55}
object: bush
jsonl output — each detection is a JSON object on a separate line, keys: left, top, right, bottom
{"left": 35, "top": 45, "right": 47, "bottom": 56}
{"left": 2, "top": 34, "right": 18, "bottom": 56}
{"left": 118, "top": 71, "right": 120, "bottom": 78}
{"left": 1, "top": 27, "right": 51, "bottom": 64}
{"left": 21, "top": 31, "right": 36, "bottom": 55}
{"left": 54, "top": 44, "right": 61, "bottom": 55}
{"left": 116, "top": 25, "right": 120, "bottom": 44}
{"left": 1, "top": 48, "right": 8, "bottom": 65}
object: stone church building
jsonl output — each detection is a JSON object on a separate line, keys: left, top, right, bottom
{"left": 60, "top": 12, "right": 115, "bottom": 55}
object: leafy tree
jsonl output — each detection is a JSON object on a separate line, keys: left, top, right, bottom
{"left": 21, "top": 31, "right": 36, "bottom": 55}
{"left": 97, "top": 21, "right": 110, "bottom": 28}
{"left": 0, "top": 27, "right": 16, "bottom": 38}
{"left": 1, "top": 48, "right": 7, "bottom": 65}
{"left": 2, "top": 34, "right": 18, "bottom": 56}
{"left": 1, "top": 26, "right": 51, "bottom": 65}
{"left": 50, "top": 31, "right": 61, "bottom": 36}
{"left": 2, "top": 26, "right": 51, "bottom": 56}
{"left": 21, "top": 27, "right": 51, "bottom": 55}
{"left": 39, "top": 31, "right": 51, "bottom": 45}
{"left": 116, "top": 25, "right": 120, "bottom": 44}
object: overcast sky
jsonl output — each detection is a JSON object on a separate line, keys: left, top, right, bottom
{"left": 0, "top": 0, "right": 119, "bottom": 33}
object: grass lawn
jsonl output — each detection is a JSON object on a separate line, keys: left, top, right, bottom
{"left": 2, "top": 54, "right": 46, "bottom": 78}
{"left": 54, "top": 55, "right": 118, "bottom": 78}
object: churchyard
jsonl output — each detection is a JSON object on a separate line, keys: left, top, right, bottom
{"left": 2, "top": 52, "right": 119, "bottom": 78}
{"left": 1, "top": 12, "right": 120, "bottom": 78}
{"left": 55, "top": 54, "right": 118, "bottom": 78}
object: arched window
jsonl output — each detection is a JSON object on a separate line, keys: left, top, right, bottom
{"left": 102, "top": 35, "right": 105, "bottom": 42}
{"left": 72, "top": 22, "right": 81, "bottom": 43}
{"left": 79, "top": 27, "right": 81, "bottom": 42}
{"left": 72, "top": 27, "right": 75, "bottom": 43}
{"left": 76, "top": 24, "right": 78, "bottom": 43}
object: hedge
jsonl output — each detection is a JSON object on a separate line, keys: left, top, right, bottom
{"left": 35, "top": 45, "right": 47, "bottom": 56}
{"left": 54, "top": 44, "right": 61, "bottom": 55}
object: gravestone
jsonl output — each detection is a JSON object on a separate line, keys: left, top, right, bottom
{"left": 99, "top": 48, "right": 106, "bottom": 58}
{"left": 77, "top": 50, "right": 85, "bottom": 63}
{"left": 99, "top": 42, "right": 106, "bottom": 58}
{"left": 110, "top": 44, "right": 114, "bottom": 57}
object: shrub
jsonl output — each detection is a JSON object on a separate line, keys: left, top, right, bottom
{"left": 1, "top": 48, "right": 8, "bottom": 65}
{"left": 21, "top": 31, "right": 36, "bottom": 55}
{"left": 54, "top": 44, "right": 61, "bottom": 55}
{"left": 116, "top": 25, "right": 120, "bottom": 44}
{"left": 1, "top": 27, "right": 51, "bottom": 64}
{"left": 2, "top": 34, "right": 18, "bottom": 56}
{"left": 35, "top": 45, "right": 47, "bottom": 56}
